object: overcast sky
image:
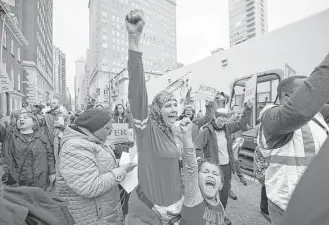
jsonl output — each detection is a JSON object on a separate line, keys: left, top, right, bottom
{"left": 53, "top": 0, "right": 329, "bottom": 94}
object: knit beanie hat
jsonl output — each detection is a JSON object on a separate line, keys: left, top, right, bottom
{"left": 75, "top": 109, "right": 112, "bottom": 133}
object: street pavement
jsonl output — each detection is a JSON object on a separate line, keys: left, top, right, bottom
{"left": 226, "top": 176, "right": 271, "bottom": 225}
{"left": 52, "top": 175, "right": 270, "bottom": 224}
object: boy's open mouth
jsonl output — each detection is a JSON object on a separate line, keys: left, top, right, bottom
{"left": 205, "top": 179, "right": 215, "bottom": 189}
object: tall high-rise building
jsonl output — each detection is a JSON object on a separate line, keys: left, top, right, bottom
{"left": 53, "top": 46, "right": 66, "bottom": 100}
{"left": 74, "top": 57, "right": 85, "bottom": 110}
{"left": 88, "top": 0, "right": 177, "bottom": 106}
{"left": 17, "top": 0, "right": 53, "bottom": 104}
{"left": 229, "top": 0, "right": 268, "bottom": 46}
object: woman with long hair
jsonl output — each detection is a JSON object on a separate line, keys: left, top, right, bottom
{"left": 114, "top": 104, "right": 129, "bottom": 123}
{"left": 0, "top": 112, "right": 55, "bottom": 190}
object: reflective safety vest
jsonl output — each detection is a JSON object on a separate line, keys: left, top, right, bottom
{"left": 257, "top": 105, "right": 329, "bottom": 211}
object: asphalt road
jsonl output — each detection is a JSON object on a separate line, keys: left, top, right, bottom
{"left": 226, "top": 176, "right": 271, "bottom": 225}
{"left": 53, "top": 175, "right": 269, "bottom": 225}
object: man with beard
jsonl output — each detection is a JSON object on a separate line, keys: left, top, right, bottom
{"left": 195, "top": 102, "right": 252, "bottom": 225}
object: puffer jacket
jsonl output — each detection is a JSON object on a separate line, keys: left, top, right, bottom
{"left": 56, "top": 125, "right": 126, "bottom": 225}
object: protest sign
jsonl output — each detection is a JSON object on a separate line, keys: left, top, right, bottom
{"left": 107, "top": 123, "right": 129, "bottom": 144}
{"left": 244, "top": 73, "right": 257, "bottom": 104}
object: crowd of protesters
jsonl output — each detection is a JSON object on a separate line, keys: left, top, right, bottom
{"left": 0, "top": 9, "right": 329, "bottom": 225}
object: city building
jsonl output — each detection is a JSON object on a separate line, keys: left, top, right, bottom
{"left": 0, "top": 1, "right": 28, "bottom": 116}
{"left": 229, "top": 0, "right": 268, "bottom": 46}
{"left": 74, "top": 56, "right": 85, "bottom": 110}
{"left": 18, "top": 0, "right": 54, "bottom": 104}
{"left": 111, "top": 68, "right": 161, "bottom": 106}
{"left": 64, "top": 87, "right": 72, "bottom": 111}
{"left": 88, "top": 0, "right": 177, "bottom": 107}
{"left": 53, "top": 46, "right": 66, "bottom": 102}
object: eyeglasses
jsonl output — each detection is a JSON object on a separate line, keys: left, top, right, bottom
{"left": 215, "top": 114, "right": 229, "bottom": 119}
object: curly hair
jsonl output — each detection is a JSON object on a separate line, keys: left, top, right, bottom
{"left": 179, "top": 106, "right": 195, "bottom": 121}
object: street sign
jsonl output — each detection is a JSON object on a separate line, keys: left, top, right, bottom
{"left": 284, "top": 63, "right": 297, "bottom": 78}
{"left": 244, "top": 73, "right": 257, "bottom": 104}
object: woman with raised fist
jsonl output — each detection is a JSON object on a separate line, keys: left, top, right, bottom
{"left": 126, "top": 9, "right": 183, "bottom": 225}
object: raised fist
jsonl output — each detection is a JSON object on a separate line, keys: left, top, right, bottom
{"left": 125, "top": 9, "right": 145, "bottom": 37}
{"left": 179, "top": 117, "right": 193, "bottom": 134}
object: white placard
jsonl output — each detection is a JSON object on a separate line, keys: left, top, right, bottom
{"left": 192, "top": 84, "right": 218, "bottom": 101}
{"left": 119, "top": 148, "right": 138, "bottom": 193}
{"left": 107, "top": 123, "right": 129, "bottom": 144}
{"left": 244, "top": 73, "right": 257, "bottom": 104}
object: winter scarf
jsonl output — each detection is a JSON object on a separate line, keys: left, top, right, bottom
{"left": 149, "top": 90, "right": 177, "bottom": 132}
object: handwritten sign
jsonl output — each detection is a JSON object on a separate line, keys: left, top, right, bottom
{"left": 107, "top": 123, "right": 129, "bottom": 144}
{"left": 0, "top": 63, "right": 13, "bottom": 93}
{"left": 244, "top": 73, "right": 257, "bottom": 104}
{"left": 192, "top": 84, "right": 218, "bottom": 101}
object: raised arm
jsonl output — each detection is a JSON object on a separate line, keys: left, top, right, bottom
{"left": 226, "top": 103, "right": 252, "bottom": 134}
{"left": 262, "top": 53, "right": 329, "bottom": 135}
{"left": 126, "top": 10, "right": 148, "bottom": 131}
{"left": 194, "top": 128, "right": 209, "bottom": 159}
{"left": 194, "top": 101, "right": 214, "bottom": 127}
{"left": 180, "top": 118, "right": 203, "bottom": 207}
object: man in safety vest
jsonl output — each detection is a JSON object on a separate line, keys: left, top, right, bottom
{"left": 257, "top": 52, "right": 329, "bottom": 225}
